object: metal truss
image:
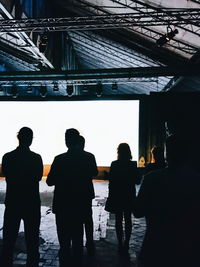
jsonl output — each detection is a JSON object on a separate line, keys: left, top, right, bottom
{"left": 68, "top": 31, "right": 159, "bottom": 67}
{"left": 0, "top": 50, "right": 39, "bottom": 71}
{"left": 108, "top": 0, "right": 200, "bottom": 54}
{"left": 73, "top": 42, "right": 140, "bottom": 68}
{"left": 0, "top": 9, "right": 200, "bottom": 32}
{"left": 0, "top": 3, "right": 53, "bottom": 69}
{"left": 0, "top": 77, "right": 162, "bottom": 87}
{"left": 0, "top": 77, "right": 169, "bottom": 97}
{"left": 0, "top": 8, "right": 198, "bottom": 56}
{"left": 0, "top": 66, "right": 198, "bottom": 83}
{"left": 76, "top": 57, "right": 169, "bottom": 92}
{"left": 73, "top": 42, "right": 172, "bottom": 88}
{"left": 70, "top": 0, "right": 199, "bottom": 55}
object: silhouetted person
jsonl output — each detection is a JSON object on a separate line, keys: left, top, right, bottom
{"left": 146, "top": 146, "right": 166, "bottom": 173}
{"left": 0, "top": 127, "right": 43, "bottom": 267}
{"left": 77, "top": 135, "right": 97, "bottom": 256}
{"left": 107, "top": 143, "right": 139, "bottom": 257}
{"left": 134, "top": 134, "right": 200, "bottom": 267}
{"left": 138, "top": 156, "right": 146, "bottom": 168}
{"left": 46, "top": 128, "right": 98, "bottom": 266}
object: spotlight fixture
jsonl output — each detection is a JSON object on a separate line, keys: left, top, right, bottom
{"left": 156, "top": 28, "right": 178, "bottom": 47}
{"left": 53, "top": 83, "right": 59, "bottom": 92}
{"left": 96, "top": 82, "right": 103, "bottom": 97}
{"left": 112, "top": 82, "right": 118, "bottom": 91}
{"left": 66, "top": 85, "right": 74, "bottom": 96}
{"left": 39, "top": 33, "right": 48, "bottom": 53}
{"left": 11, "top": 85, "right": 18, "bottom": 98}
{"left": 39, "top": 86, "right": 47, "bottom": 97}
{"left": 27, "top": 84, "right": 32, "bottom": 93}
{"left": 83, "top": 84, "right": 89, "bottom": 93}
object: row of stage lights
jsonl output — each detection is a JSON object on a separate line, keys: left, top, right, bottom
{"left": 1, "top": 82, "right": 118, "bottom": 98}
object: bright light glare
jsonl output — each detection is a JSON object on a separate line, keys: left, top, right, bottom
{"left": 0, "top": 100, "right": 139, "bottom": 166}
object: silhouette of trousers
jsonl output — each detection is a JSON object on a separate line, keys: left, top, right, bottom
{"left": 0, "top": 204, "right": 40, "bottom": 267}
{"left": 83, "top": 200, "right": 94, "bottom": 248}
{"left": 55, "top": 211, "right": 83, "bottom": 266}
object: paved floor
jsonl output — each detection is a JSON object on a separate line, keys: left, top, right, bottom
{"left": 0, "top": 180, "right": 146, "bottom": 266}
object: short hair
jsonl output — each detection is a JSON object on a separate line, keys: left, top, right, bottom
{"left": 65, "top": 128, "right": 80, "bottom": 148}
{"left": 17, "top": 127, "right": 33, "bottom": 145}
{"left": 117, "top": 143, "right": 132, "bottom": 160}
{"left": 65, "top": 128, "right": 79, "bottom": 139}
{"left": 78, "top": 135, "right": 85, "bottom": 150}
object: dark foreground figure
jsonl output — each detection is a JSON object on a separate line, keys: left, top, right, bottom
{"left": 0, "top": 127, "right": 43, "bottom": 267}
{"left": 134, "top": 134, "right": 200, "bottom": 267}
{"left": 47, "top": 128, "right": 98, "bottom": 267}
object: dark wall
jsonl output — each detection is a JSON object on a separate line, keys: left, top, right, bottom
{"left": 139, "top": 95, "right": 166, "bottom": 163}
{"left": 139, "top": 93, "right": 200, "bottom": 164}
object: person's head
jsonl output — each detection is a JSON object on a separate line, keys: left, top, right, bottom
{"left": 17, "top": 127, "right": 33, "bottom": 147}
{"left": 151, "top": 146, "right": 165, "bottom": 163}
{"left": 165, "top": 134, "right": 187, "bottom": 167}
{"left": 78, "top": 135, "right": 85, "bottom": 151}
{"left": 117, "top": 143, "right": 132, "bottom": 161}
{"left": 139, "top": 156, "right": 146, "bottom": 167}
{"left": 65, "top": 128, "right": 80, "bottom": 149}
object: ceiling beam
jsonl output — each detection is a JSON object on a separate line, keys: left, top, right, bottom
{"left": 0, "top": 66, "right": 198, "bottom": 82}
{"left": 0, "top": 10, "right": 200, "bottom": 33}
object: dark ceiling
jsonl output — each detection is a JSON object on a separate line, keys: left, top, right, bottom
{"left": 0, "top": 0, "right": 200, "bottom": 98}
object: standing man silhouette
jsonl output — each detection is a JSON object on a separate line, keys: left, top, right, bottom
{"left": 46, "top": 128, "right": 98, "bottom": 266}
{"left": 0, "top": 127, "right": 43, "bottom": 267}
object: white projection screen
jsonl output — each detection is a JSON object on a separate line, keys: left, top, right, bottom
{"left": 0, "top": 100, "right": 139, "bottom": 166}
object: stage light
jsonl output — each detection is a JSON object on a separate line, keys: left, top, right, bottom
{"left": 83, "top": 84, "right": 89, "bottom": 93}
{"left": 156, "top": 28, "right": 178, "bottom": 47}
{"left": 39, "top": 86, "right": 47, "bottom": 97}
{"left": 27, "top": 84, "right": 32, "bottom": 93}
{"left": 11, "top": 85, "right": 18, "bottom": 98}
{"left": 112, "top": 82, "right": 118, "bottom": 91}
{"left": 53, "top": 83, "right": 59, "bottom": 92}
{"left": 96, "top": 82, "right": 102, "bottom": 97}
{"left": 39, "top": 33, "right": 48, "bottom": 53}
{"left": 66, "top": 85, "right": 74, "bottom": 96}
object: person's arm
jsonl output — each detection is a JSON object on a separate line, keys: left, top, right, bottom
{"left": 36, "top": 155, "right": 43, "bottom": 181}
{"left": 1, "top": 154, "right": 9, "bottom": 179}
{"left": 90, "top": 154, "right": 98, "bottom": 178}
{"left": 108, "top": 162, "right": 115, "bottom": 192}
{"left": 46, "top": 157, "right": 58, "bottom": 186}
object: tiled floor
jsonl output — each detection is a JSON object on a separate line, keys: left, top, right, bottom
{"left": 0, "top": 180, "right": 146, "bottom": 266}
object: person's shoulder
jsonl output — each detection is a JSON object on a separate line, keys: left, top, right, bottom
{"left": 82, "top": 150, "right": 96, "bottom": 159}
{"left": 29, "top": 150, "right": 42, "bottom": 158}
{"left": 54, "top": 152, "right": 68, "bottom": 160}
{"left": 3, "top": 149, "right": 16, "bottom": 159}
{"left": 83, "top": 150, "right": 94, "bottom": 156}
{"left": 111, "top": 160, "right": 118, "bottom": 165}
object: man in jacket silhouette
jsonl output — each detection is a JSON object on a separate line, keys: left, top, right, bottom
{"left": 0, "top": 127, "right": 43, "bottom": 267}
{"left": 47, "top": 128, "right": 98, "bottom": 266}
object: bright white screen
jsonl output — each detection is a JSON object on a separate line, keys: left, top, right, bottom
{"left": 0, "top": 100, "right": 139, "bottom": 166}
